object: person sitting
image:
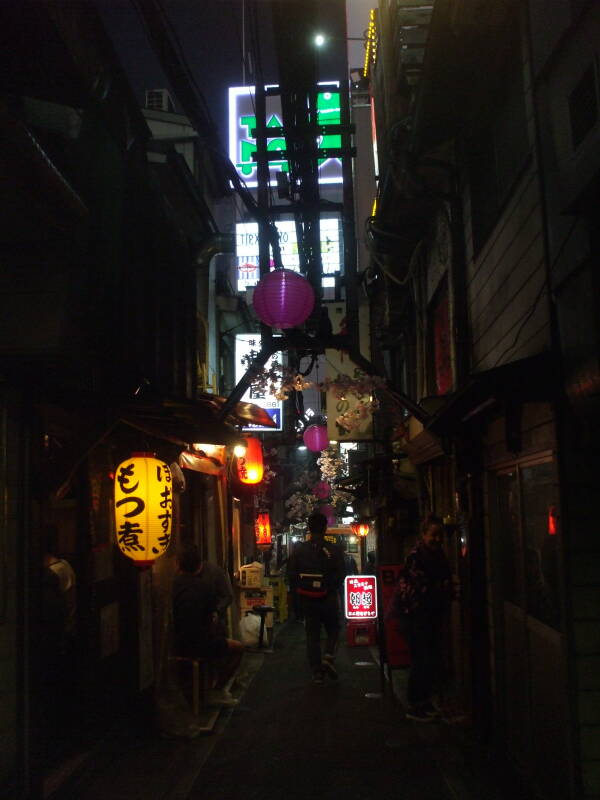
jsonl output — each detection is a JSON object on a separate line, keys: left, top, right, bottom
{"left": 172, "top": 543, "right": 244, "bottom": 708}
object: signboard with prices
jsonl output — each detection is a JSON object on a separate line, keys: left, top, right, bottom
{"left": 344, "top": 574, "right": 378, "bottom": 620}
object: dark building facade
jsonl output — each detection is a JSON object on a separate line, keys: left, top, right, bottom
{"left": 365, "top": 2, "right": 600, "bottom": 798}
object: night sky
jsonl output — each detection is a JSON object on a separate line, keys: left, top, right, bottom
{"left": 95, "top": 0, "right": 347, "bottom": 150}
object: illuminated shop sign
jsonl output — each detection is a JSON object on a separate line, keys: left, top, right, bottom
{"left": 229, "top": 84, "right": 342, "bottom": 187}
{"left": 344, "top": 575, "right": 378, "bottom": 620}
{"left": 235, "top": 333, "right": 283, "bottom": 431}
{"left": 235, "top": 218, "right": 341, "bottom": 291}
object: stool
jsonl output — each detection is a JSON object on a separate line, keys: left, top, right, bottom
{"left": 169, "top": 656, "right": 210, "bottom": 715}
{"left": 250, "top": 605, "right": 276, "bottom": 649}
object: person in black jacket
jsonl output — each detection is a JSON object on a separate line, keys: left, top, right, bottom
{"left": 391, "top": 513, "right": 453, "bottom": 722}
{"left": 172, "top": 544, "right": 243, "bottom": 707}
{"left": 288, "top": 512, "right": 345, "bottom": 683}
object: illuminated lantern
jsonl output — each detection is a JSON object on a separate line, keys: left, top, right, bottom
{"left": 237, "top": 436, "right": 264, "bottom": 484}
{"left": 303, "top": 424, "right": 329, "bottom": 452}
{"left": 351, "top": 521, "right": 370, "bottom": 538}
{"left": 253, "top": 268, "right": 315, "bottom": 329}
{"left": 312, "top": 480, "right": 330, "bottom": 499}
{"left": 255, "top": 512, "right": 272, "bottom": 549}
{"left": 318, "top": 504, "right": 336, "bottom": 526}
{"left": 114, "top": 452, "right": 173, "bottom": 567}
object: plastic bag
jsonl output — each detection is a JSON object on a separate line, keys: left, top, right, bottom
{"left": 239, "top": 612, "right": 268, "bottom": 647}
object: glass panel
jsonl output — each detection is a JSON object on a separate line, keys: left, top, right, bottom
{"left": 496, "top": 471, "right": 522, "bottom": 606}
{"left": 521, "top": 462, "right": 560, "bottom": 629}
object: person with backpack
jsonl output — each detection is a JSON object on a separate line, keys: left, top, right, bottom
{"left": 389, "top": 513, "right": 453, "bottom": 722}
{"left": 288, "top": 512, "right": 346, "bottom": 683}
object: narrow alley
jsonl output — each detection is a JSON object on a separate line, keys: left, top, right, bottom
{"left": 52, "top": 622, "right": 528, "bottom": 800}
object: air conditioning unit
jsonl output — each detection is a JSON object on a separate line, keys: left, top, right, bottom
{"left": 145, "top": 88, "right": 175, "bottom": 113}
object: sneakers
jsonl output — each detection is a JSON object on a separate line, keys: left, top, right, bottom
{"left": 312, "top": 670, "right": 325, "bottom": 684}
{"left": 406, "top": 707, "right": 435, "bottom": 722}
{"left": 208, "top": 688, "right": 239, "bottom": 708}
{"left": 321, "top": 655, "right": 338, "bottom": 680}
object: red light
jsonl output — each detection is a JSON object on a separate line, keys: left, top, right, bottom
{"left": 548, "top": 505, "right": 557, "bottom": 536}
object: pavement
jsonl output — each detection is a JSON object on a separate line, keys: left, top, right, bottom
{"left": 48, "top": 621, "right": 533, "bottom": 800}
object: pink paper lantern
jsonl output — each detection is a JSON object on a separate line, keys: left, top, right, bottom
{"left": 253, "top": 269, "right": 315, "bottom": 329}
{"left": 318, "top": 504, "right": 335, "bottom": 526}
{"left": 312, "top": 480, "right": 331, "bottom": 500}
{"left": 303, "top": 424, "right": 329, "bottom": 452}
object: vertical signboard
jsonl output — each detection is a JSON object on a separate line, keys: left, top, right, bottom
{"left": 344, "top": 574, "right": 378, "bottom": 620}
{"left": 235, "top": 333, "right": 283, "bottom": 431}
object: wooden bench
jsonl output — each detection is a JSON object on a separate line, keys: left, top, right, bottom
{"left": 169, "top": 655, "right": 212, "bottom": 715}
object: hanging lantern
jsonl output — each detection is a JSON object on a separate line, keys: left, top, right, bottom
{"left": 312, "top": 480, "right": 331, "bottom": 499}
{"left": 255, "top": 512, "right": 272, "bottom": 549}
{"left": 351, "top": 520, "right": 370, "bottom": 538}
{"left": 253, "top": 268, "right": 315, "bottom": 329}
{"left": 303, "top": 424, "right": 329, "bottom": 452}
{"left": 236, "top": 435, "right": 264, "bottom": 484}
{"left": 114, "top": 453, "right": 173, "bottom": 568}
{"left": 318, "top": 504, "right": 336, "bottom": 526}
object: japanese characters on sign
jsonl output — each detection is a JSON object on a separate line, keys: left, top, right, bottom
{"left": 235, "top": 333, "right": 283, "bottom": 431}
{"left": 228, "top": 83, "right": 342, "bottom": 188}
{"left": 344, "top": 575, "right": 378, "bottom": 620}
{"left": 235, "top": 219, "right": 341, "bottom": 291}
{"left": 114, "top": 454, "right": 173, "bottom": 566}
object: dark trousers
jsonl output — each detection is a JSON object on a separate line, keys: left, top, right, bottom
{"left": 301, "top": 594, "right": 340, "bottom": 672}
{"left": 405, "top": 612, "right": 444, "bottom": 708}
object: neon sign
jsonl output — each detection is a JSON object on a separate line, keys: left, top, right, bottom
{"left": 229, "top": 84, "right": 343, "bottom": 187}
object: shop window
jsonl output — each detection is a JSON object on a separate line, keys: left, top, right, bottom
{"left": 492, "top": 459, "right": 560, "bottom": 629}
{"left": 521, "top": 462, "right": 560, "bottom": 628}
{"left": 496, "top": 470, "right": 522, "bottom": 607}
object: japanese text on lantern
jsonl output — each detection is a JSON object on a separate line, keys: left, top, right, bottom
{"left": 114, "top": 455, "right": 173, "bottom": 563}
{"left": 344, "top": 575, "right": 378, "bottom": 620}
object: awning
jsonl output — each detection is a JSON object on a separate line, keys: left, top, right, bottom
{"left": 426, "top": 353, "right": 557, "bottom": 436}
{"left": 165, "top": 394, "right": 277, "bottom": 430}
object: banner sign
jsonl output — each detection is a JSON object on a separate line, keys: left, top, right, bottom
{"left": 229, "top": 83, "right": 342, "bottom": 187}
{"left": 236, "top": 218, "right": 341, "bottom": 291}
{"left": 344, "top": 575, "right": 378, "bottom": 620}
{"left": 235, "top": 333, "right": 283, "bottom": 431}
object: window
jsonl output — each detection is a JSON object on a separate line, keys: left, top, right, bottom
{"left": 492, "top": 459, "right": 560, "bottom": 629}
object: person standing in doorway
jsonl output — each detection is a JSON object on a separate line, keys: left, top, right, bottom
{"left": 288, "top": 512, "right": 345, "bottom": 684}
{"left": 172, "top": 544, "right": 244, "bottom": 707}
{"left": 390, "top": 513, "right": 453, "bottom": 722}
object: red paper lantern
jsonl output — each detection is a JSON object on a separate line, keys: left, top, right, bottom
{"left": 237, "top": 436, "right": 264, "bottom": 484}
{"left": 255, "top": 512, "right": 272, "bottom": 549}
{"left": 253, "top": 268, "right": 315, "bottom": 329}
{"left": 351, "top": 521, "right": 370, "bottom": 538}
{"left": 312, "top": 480, "right": 330, "bottom": 499}
{"left": 303, "top": 424, "right": 329, "bottom": 452}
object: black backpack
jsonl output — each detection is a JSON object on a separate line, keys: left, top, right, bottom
{"left": 295, "top": 542, "right": 336, "bottom": 599}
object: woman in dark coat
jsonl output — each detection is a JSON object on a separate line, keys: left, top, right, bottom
{"left": 392, "top": 513, "right": 453, "bottom": 722}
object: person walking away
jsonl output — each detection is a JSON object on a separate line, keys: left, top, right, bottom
{"left": 390, "top": 513, "right": 453, "bottom": 721}
{"left": 288, "top": 512, "right": 345, "bottom": 683}
{"left": 172, "top": 544, "right": 244, "bottom": 707}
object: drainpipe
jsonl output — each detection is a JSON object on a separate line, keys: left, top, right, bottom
{"left": 196, "top": 233, "right": 235, "bottom": 395}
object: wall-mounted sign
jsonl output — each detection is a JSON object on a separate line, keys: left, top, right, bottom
{"left": 235, "top": 218, "right": 341, "bottom": 291}
{"left": 344, "top": 574, "right": 378, "bottom": 620}
{"left": 229, "top": 84, "right": 342, "bottom": 187}
{"left": 235, "top": 333, "right": 283, "bottom": 431}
